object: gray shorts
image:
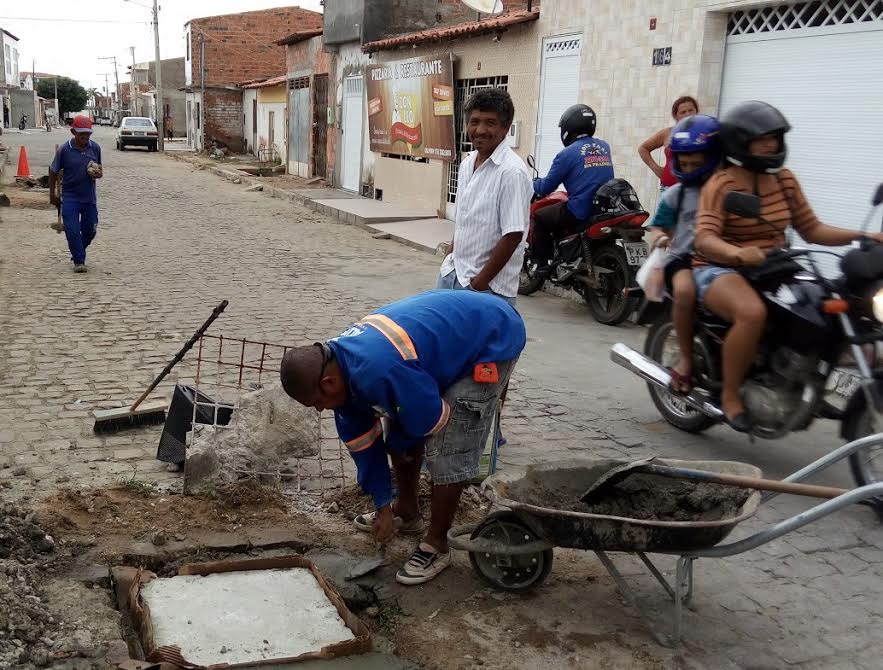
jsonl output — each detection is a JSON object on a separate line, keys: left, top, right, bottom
{"left": 424, "top": 358, "right": 517, "bottom": 485}
{"left": 693, "top": 265, "right": 738, "bottom": 301}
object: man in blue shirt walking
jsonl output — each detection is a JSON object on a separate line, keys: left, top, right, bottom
{"left": 49, "top": 115, "right": 103, "bottom": 273}
{"left": 532, "top": 104, "right": 614, "bottom": 274}
{"left": 281, "top": 290, "right": 526, "bottom": 585}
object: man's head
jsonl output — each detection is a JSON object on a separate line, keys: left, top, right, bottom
{"left": 280, "top": 343, "right": 348, "bottom": 411}
{"left": 70, "top": 115, "right": 93, "bottom": 149}
{"left": 464, "top": 87, "right": 514, "bottom": 156}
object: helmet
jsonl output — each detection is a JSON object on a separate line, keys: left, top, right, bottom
{"left": 559, "top": 104, "right": 596, "bottom": 146}
{"left": 720, "top": 101, "right": 790, "bottom": 173}
{"left": 670, "top": 114, "right": 721, "bottom": 185}
{"left": 592, "top": 179, "right": 643, "bottom": 219}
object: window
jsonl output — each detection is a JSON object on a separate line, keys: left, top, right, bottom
{"left": 4, "top": 45, "right": 10, "bottom": 75}
{"left": 728, "top": 0, "right": 883, "bottom": 35}
{"left": 446, "top": 75, "right": 509, "bottom": 204}
{"left": 196, "top": 102, "right": 201, "bottom": 129}
{"left": 186, "top": 36, "right": 190, "bottom": 61}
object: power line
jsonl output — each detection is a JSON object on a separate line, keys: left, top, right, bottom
{"left": 0, "top": 16, "right": 147, "bottom": 24}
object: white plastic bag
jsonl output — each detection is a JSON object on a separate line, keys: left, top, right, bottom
{"left": 636, "top": 247, "right": 668, "bottom": 302}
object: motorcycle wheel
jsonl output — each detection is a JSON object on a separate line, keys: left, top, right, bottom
{"left": 846, "top": 403, "right": 883, "bottom": 494}
{"left": 518, "top": 248, "right": 545, "bottom": 296}
{"left": 644, "top": 316, "right": 717, "bottom": 433}
{"left": 582, "top": 244, "right": 637, "bottom": 326}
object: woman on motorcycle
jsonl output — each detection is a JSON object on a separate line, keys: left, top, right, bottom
{"left": 694, "top": 101, "right": 883, "bottom": 432}
{"left": 644, "top": 114, "right": 721, "bottom": 394}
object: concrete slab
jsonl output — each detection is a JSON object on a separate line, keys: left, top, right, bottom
{"left": 239, "top": 652, "right": 417, "bottom": 670}
{"left": 141, "top": 568, "right": 355, "bottom": 666}
{"left": 298, "top": 188, "right": 362, "bottom": 200}
{"left": 367, "top": 218, "right": 454, "bottom": 254}
{"left": 311, "top": 198, "right": 436, "bottom": 225}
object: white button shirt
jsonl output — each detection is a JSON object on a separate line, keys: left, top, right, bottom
{"left": 439, "top": 140, "right": 533, "bottom": 297}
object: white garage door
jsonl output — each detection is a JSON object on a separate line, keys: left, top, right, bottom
{"left": 535, "top": 34, "right": 582, "bottom": 177}
{"left": 720, "top": 0, "right": 883, "bottom": 275}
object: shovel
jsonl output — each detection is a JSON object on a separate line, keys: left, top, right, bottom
{"left": 580, "top": 457, "right": 848, "bottom": 505}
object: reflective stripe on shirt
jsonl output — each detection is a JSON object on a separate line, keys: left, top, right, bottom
{"left": 344, "top": 419, "right": 383, "bottom": 452}
{"left": 360, "top": 314, "right": 418, "bottom": 361}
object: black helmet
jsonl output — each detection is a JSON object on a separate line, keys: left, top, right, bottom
{"left": 559, "top": 104, "right": 596, "bottom": 147}
{"left": 720, "top": 100, "right": 790, "bottom": 174}
{"left": 592, "top": 179, "right": 643, "bottom": 219}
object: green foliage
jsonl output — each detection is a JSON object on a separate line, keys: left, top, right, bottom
{"left": 37, "top": 77, "right": 88, "bottom": 116}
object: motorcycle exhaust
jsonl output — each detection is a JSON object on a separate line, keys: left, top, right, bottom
{"left": 610, "top": 343, "right": 725, "bottom": 421}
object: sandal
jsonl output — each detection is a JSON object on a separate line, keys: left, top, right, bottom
{"left": 666, "top": 367, "right": 693, "bottom": 396}
{"left": 353, "top": 510, "right": 425, "bottom": 534}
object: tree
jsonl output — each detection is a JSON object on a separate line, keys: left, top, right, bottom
{"left": 37, "top": 77, "right": 88, "bottom": 116}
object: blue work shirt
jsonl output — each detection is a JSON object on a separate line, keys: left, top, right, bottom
{"left": 533, "top": 137, "right": 614, "bottom": 220}
{"left": 327, "top": 290, "right": 526, "bottom": 509}
{"left": 50, "top": 138, "right": 102, "bottom": 204}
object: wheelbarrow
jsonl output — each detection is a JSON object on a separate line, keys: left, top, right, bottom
{"left": 447, "top": 434, "right": 883, "bottom": 647}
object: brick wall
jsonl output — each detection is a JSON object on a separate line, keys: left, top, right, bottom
{"left": 204, "top": 88, "right": 245, "bottom": 152}
{"left": 188, "top": 7, "right": 323, "bottom": 87}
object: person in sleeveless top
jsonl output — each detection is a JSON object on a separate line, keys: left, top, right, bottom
{"left": 694, "top": 101, "right": 883, "bottom": 433}
{"left": 639, "top": 96, "right": 699, "bottom": 192}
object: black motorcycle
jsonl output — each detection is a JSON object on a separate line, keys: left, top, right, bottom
{"left": 613, "top": 185, "right": 883, "bottom": 491}
{"left": 18, "top": 114, "right": 27, "bottom": 130}
{"left": 520, "top": 156, "right": 650, "bottom": 326}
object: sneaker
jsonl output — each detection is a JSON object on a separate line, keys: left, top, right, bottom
{"left": 353, "top": 510, "right": 425, "bottom": 534}
{"left": 73, "top": 264, "right": 87, "bottom": 273}
{"left": 395, "top": 542, "right": 452, "bottom": 585}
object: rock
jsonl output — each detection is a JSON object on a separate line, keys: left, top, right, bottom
{"left": 365, "top": 606, "right": 379, "bottom": 618}
{"left": 184, "top": 384, "right": 320, "bottom": 495}
{"left": 245, "top": 183, "right": 263, "bottom": 192}
{"left": 151, "top": 530, "right": 167, "bottom": 546}
{"left": 0, "top": 192, "right": 10, "bottom": 207}
{"left": 326, "top": 501, "right": 340, "bottom": 514}
{"left": 55, "top": 475, "right": 70, "bottom": 483}
{"left": 12, "top": 466, "right": 26, "bottom": 476}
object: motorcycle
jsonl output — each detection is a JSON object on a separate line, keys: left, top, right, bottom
{"left": 520, "top": 155, "right": 650, "bottom": 326}
{"left": 18, "top": 114, "right": 27, "bottom": 130}
{"left": 612, "top": 184, "right": 883, "bottom": 492}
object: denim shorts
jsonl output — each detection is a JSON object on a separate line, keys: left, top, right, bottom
{"left": 436, "top": 268, "right": 517, "bottom": 307}
{"left": 693, "top": 265, "right": 738, "bottom": 301}
{"left": 424, "top": 358, "right": 517, "bottom": 485}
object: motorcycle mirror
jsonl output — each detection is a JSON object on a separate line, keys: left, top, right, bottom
{"left": 526, "top": 155, "right": 535, "bottom": 169}
{"left": 872, "top": 182, "right": 883, "bottom": 207}
{"left": 723, "top": 192, "right": 762, "bottom": 219}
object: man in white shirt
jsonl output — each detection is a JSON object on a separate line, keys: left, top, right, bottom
{"left": 437, "top": 88, "right": 533, "bottom": 304}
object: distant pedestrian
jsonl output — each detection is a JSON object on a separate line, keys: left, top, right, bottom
{"left": 436, "top": 87, "right": 532, "bottom": 304}
{"left": 638, "top": 96, "right": 699, "bottom": 193}
{"left": 164, "top": 114, "right": 173, "bottom": 141}
{"left": 49, "top": 115, "right": 103, "bottom": 273}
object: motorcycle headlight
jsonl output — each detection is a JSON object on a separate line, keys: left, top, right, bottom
{"left": 874, "top": 285, "right": 883, "bottom": 323}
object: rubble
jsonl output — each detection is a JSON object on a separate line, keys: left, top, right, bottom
{"left": 184, "top": 384, "right": 320, "bottom": 495}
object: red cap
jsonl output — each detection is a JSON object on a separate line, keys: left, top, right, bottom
{"left": 72, "top": 115, "right": 93, "bottom": 133}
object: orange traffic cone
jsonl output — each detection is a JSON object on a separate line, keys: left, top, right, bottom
{"left": 16, "top": 146, "right": 32, "bottom": 179}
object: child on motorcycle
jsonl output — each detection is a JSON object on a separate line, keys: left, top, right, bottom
{"left": 644, "top": 114, "right": 722, "bottom": 395}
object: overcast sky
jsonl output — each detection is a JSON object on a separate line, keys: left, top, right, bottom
{"left": 1, "top": 1, "right": 322, "bottom": 94}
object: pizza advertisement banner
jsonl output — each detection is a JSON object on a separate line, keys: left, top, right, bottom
{"left": 366, "top": 53, "right": 456, "bottom": 161}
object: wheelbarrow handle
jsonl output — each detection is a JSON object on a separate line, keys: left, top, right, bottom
{"left": 643, "top": 464, "right": 847, "bottom": 500}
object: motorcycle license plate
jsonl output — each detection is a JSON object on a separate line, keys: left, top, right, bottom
{"left": 624, "top": 242, "right": 649, "bottom": 266}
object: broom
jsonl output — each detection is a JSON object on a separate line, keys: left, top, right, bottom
{"left": 93, "top": 300, "right": 228, "bottom": 433}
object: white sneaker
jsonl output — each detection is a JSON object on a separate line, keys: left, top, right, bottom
{"left": 395, "top": 542, "right": 452, "bottom": 585}
{"left": 352, "top": 510, "right": 425, "bottom": 534}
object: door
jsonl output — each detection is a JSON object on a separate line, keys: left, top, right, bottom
{"left": 535, "top": 35, "right": 582, "bottom": 176}
{"left": 268, "top": 110, "right": 275, "bottom": 155}
{"left": 720, "top": 2, "right": 883, "bottom": 276}
{"left": 252, "top": 97, "right": 258, "bottom": 154}
{"left": 341, "top": 75, "right": 364, "bottom": 192}
{"left": 288, "top": 77, "right": 311, "bottom": 176}
{"left": 312, "top": 74, "right": 329, "bottom": 179}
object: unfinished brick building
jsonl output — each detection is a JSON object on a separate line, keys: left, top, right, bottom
{"left": 183, "top": 5, "right": 322, "bottom": 153}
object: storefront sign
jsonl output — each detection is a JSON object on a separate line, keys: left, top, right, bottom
{"left": 366, "top": 53, "right": 456, "bottom": 161}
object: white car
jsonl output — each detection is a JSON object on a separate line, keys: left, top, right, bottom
{"left": 116, "top": 116, "right": 159, "bottom": 152}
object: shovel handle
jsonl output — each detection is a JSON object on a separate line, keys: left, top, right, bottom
{"left": 128, "top": 300, "right": 228, "bottom": 411}
{"left": 642, "top": 464, "right": 847, "bottom": 500}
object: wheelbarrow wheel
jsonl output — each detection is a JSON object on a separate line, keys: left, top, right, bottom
{"left": 468, "top": 511, "right": 553, "bottom": 593}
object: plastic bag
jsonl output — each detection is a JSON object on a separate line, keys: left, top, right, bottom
{"left": 636, "top": 247, "right": 668, "bottom": 302}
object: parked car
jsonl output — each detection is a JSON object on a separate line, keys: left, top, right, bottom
{"left": 116, "top": 116, "right": 159, "bottom": 151}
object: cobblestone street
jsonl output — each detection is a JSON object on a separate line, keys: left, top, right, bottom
{"left": 1, "top": 127, "right": 882, "bottom": 668}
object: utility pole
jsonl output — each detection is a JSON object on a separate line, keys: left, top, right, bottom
{"left": 130, "top": 46, "right": 139, "bottom": 116}
{"left": 153, "top": 0, "right": 164, "bottom": 151}
{"left": 99, "top": 56, "right": 121, "bottom": 111}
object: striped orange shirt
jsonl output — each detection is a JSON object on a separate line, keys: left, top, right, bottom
{"left": 695, "top": 166, "right": 822, "bottom": 266}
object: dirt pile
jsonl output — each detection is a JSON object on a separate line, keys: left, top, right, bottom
{"left": 185, "top": 384, "right": 321, "bottom": 495}
{"left": 0, "top": 501, "right": 115, "bottom": 670}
